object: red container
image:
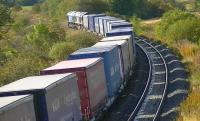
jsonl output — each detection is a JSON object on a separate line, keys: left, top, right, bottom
{"left": 40, "top": 58, "right": 108, "bottom": 120}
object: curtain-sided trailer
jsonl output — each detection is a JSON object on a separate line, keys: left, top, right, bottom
{"left": 101, "top": 35, "right": 135, "bottom": 72}
{"left": 106, "top": 27, "right": 136, "bottom": 65}
{"left": 40, "top": 58, "right": 108, "bottom": 121}
{"left": 68, "top": 46, "right": 122, "bottom": 106}
{"left": 93, "top": 41, "right": 131, "bottom": 86}
{"left": 0, "top": 74, "right": 82, "bottom": 121}
{"left": 0, "top": 95, "right": 36, "bottom": 121}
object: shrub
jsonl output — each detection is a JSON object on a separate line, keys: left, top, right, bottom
{"left": 49, "top": 42, "right": 77, "bottom": 61}
{"left": 155, "top": 9, "right": 200, "bottom": 43}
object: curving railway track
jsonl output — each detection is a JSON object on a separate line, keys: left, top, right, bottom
{"left": 129, "top": 38, "right": 168, "bottom": 121}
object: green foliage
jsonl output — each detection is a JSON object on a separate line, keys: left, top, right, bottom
{"left": 0, "top": 54, "right": 49, "bottom": 85}
{"left": 109, "top": 0, "right": 167, "bottom": 18}
{"left": 49, "top": 42, "right": 77, "bottom": 61}
{"left": 26, "top": 22, "right": 66, "bottom": 51}
{"left": 41, "top": 0, "right": 109, "bottom": 18}
{"left": 67, "top": 30, "right": 99, "bottom": 48}
{"left": 155, "top": 9, "right": 200, "bottom": 43}
{"left": 41, "top": 0, "right": 78, "bottom": 18}
{"left": 130, "top": 16, "right": 142, "bottom": 35}
{"left": 78, "top": 0, "right": 109, "bottom": 13}
{"left": 0, "top": 3, "right": 11, "bottom": 26}
{"left": 13, "top": 16, "right": 29, "bottom": 31}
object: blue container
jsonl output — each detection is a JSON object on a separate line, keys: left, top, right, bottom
{"left": 98, "top": 16, "right": 115, "bottom": 35}
{"left": 110, "top": 22, "right": 132, "bottom": 30}
{"left": 88, "top": 14, "right": 105, "bottom": 32}
{"left": 103, "top": 18, "right": 120, "bottom": 36}
{"left": 0, "top": 74, "right": 82, "bottom": 121}
{"left": 106, "top": 27, "right": 136, "bottom": 65}
{"left": 68, "top": 46, "right": 122, "bottom": 103}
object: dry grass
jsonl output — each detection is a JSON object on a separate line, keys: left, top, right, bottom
{"left": 178, "top": 86, "right": 200, "bottom": 121}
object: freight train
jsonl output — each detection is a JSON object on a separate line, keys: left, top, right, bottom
{"left": 0, "top": 11, "right": 136, "bottom": 121}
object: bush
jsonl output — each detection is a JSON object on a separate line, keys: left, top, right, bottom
{"left": 49, "top": 42, "right": 77, "bottom": 61}
{"left": 155, "top": 9, "right": 200, "bottom": 43}
{"left": 0, "top": 55, "right": 49, "bottom": 86}
{"left": 13, "top": 16, "right": 30, "bottom": 32}
{"left": 67, "top": 30, "right": 99, "bottom": 48}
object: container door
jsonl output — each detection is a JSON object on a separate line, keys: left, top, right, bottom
{"left": 76, "top": 71, "right": 91, "bottom": 120}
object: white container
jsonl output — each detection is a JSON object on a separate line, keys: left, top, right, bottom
{"left": 0, "top": 95, "right": 36, "bottom": 121}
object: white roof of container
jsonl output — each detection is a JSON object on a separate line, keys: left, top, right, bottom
{"left": 98, "top": 16, "right": 116, "bottom": 20}
{"left": 0, "top": 95, "right": 31, "bottom": 109}
{"left": 93, "top": 40, "right": 127, "bottom": 47}
{"left": 0, "top": 73, "right": 75, "bottom": 92}
{"left": 101, "top": 35, "right": 132, "bottom": 42}
{"left": 67, "top": 11, "right": 76, "bottom": 16}
{"left": 108, "top": 20, "right": 126, "bottom": 23}
{"left": 43, "top": 58, "right": 102, "bottom": 70}
{"left": 77, "top": 12, "right": 87, "bottom": 17}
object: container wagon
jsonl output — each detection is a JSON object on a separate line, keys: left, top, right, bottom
{"left": 0, "top": 95, "right": 36, "bottom": 121}
{"left": 101, "top": 35, "right": 135, "bottom": 71}
{"left": 68, "top": 46, "right": 122, "bottom": 106}
{"left": 109, "top": 22, "right": 132, "bottom": 32}
{"left": 106, "top": 20, "right": 126, "bottom": 33}
{"left": 40, "top": 58, "right": 108, "bottom": 120}
{"left": 93, "top": 40, "right": 131, "bottom": 86}
{"left": 106, "top": 27, "right": 136, "bottom": 64}
{"left": 87, "top": 14, "right": 105, "bottom": 32}
{"left": 0, "top": 73, "right": 82, "bottom": 121}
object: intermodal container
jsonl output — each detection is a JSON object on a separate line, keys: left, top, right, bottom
{"left": 88, "top": 14, "right": 105, "bottom": 32}
{"left": 101, "top": 35, "right": 135, "bottom": 70}
{"left": 67, "top": 11, "right": 76, "bottom": 23}
{"left": 109, "top": 22, "right": 132, "bottom": 31}
{"left": 68, "top": 46, "right": 122, "bottom": 105}
{"left": 103, "top": 18, "right": 121, "bottom": 36}
{"left": 40, "top": 58, "right": 108, "bottom": 120}
{"left": 83, "top": 14, "right": 89, "bottom": 29}
{"left": 106, "top": 20, "right": 126, "bottom": 33}
{"left": 0, "top": 95, "right": 36, "bottom": 121}
{"left": 0, "top": 74, "right": 82, "bottom": 121}
{"left": 75, "top": 12, "right": 87, "bottom": 25}
{"left": 94, "top": 15, "right": 106, "bottom": 33}
{"left": 106, "top": 27, "right": 136, "bottom": 62}
{"left": 98, "top": 16, "right": 116, "bottom": 35}
{"left": 93, "top": 41, "right": 131, "bottom": 84}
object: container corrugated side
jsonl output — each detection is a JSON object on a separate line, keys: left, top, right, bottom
{"left": 0, "top": 95, "right": 36, "bottom": 121}
{"left": 68, "top": 47, "right": 122, "bottom": 103}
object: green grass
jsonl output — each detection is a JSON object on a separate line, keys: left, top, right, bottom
{"left": 22, "top": 6, "right": 32, "bottom": 11}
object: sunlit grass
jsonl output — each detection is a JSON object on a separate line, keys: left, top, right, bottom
{"left": 22, "top": 6, "right": 32, "bottom": 11}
